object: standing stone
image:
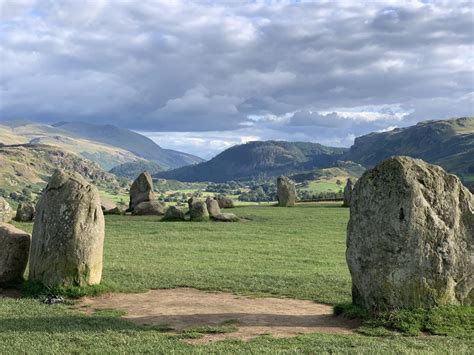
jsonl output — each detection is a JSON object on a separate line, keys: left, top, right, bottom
{"left": 14, "top": 202, "right": 35, "bottom": 222}
{"left": 0, "top": 223, "right": 31, "bottom": 285}
{"left": 206, "top": 198, "right": 221, "bottom": 217}
{"left": 342, "top": 178, "right": 354, "bottom": 207}
{"left": 347, "top": 156, "right": 474, "bottom": 310}
{"left": 132, "top": 200, "right": 166, "bottom": 216}
{"left": 162, "top": 206, "right": 186, "bottom": 221}
{"left": 277, "top": 176, "right": 297, "bottom": 207}
{"left": 129, "top": 171, "right": 155, "bottom": 211}
{"left": 29, "top": 170, "right": 105, "bottom": 287}
{"left": 217, "top": 196, "right": 234, "bottom": 209}
{"left": 188, "top": 196, "right": 199, "bottom": 211}
{"left": 0, "top": 197, "right": 12, "bottom": 223}
{"left": 190, "top": 201, "right": 209, "bottom": 221}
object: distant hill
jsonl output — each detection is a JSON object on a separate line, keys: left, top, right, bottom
{"left": 53, "top": 121, "right": 204, "bottom": 169}
{"left": 0, "top": 122, "right": 144, "bottom": 170}
{"left": 344, "top": 117, "right": 474, "bottom": 178}
{"left": 0, "top": 144, "right": 125, "bottom": 202}
{"left": 155, "top": 141, "right": 347, "bottom": 182}
{"left": 110, "top": 160, "right": 164, "bottom": 179}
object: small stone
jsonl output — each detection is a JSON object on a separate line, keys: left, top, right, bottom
{"left": 15, "top": 202, "right": 35, "bottom": 222}
{"left": 0, "top": 223, "right": 31, "bottom": 285}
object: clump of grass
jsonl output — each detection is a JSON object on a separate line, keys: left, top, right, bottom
{"left": 20, "top": 280, "right": 113, "bottom": 299}
{"left": 335, "top": 303, "right": 474, "bottom": 337}
{"left": 183, "top": 325, "right": 238, "bottom": 335}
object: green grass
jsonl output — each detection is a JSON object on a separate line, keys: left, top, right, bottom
{"left": 5, "top": 203, "right": 474, "bottom": 353}
{"left": 299, "top": 179, "right": 344, "bottom": 193}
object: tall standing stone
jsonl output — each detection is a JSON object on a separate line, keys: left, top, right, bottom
{"left": 347, "top": 156, "right": 474, "bottom": 310}
{"left": 29, "top": 170, "right": 105, "bottom": 287}
{"left": 0, "top": 223, "right": 31, "bottom": 285}
{"left": 129, "top": 171, "right": 155, "bottom": 211}
{"left": 342, "top": 178, "right": 354, "bottom": 207}
{"left": 206, "top": 198, "right": 221, "bottom": 217}
{"left": 190, "top": 201, "right": 209, "bottom": 221}
{"left": 277, "top": 176, "right": 297, "bottom": 207}
{"left": 0, "top": 197, "right": 12, "bottom": 223}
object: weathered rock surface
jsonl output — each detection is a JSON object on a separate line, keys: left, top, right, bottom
{"left": 132, "top": 201, "right": 166, "bottom": 216}
{"left": 0, "top": 197, "right": 12, "bottom": 223}
{"left": 211, "top": 213, "right": 239, "bottom": 222}
{"left": 0, "top": 223, "right": 31, "bottom": 285}
{"left": 217, "top": 196, "right": 234, "bottom": 208}
{"left": 342, "top": 178, "right": 354, "bottom": 207}
{"left": 14, "top": 202, "right": 35, "bottom": 222}
{"left": 162, "top": 206, "right": 186, "bottom": 221}
{"left": 129, "top": 171, "right": 155, "bottom": 211}
{"left": 188, "top": 196, "right": 199, "bottom": 211}
{"left": 347, "top": 156, "right": 474, "bottom": 310}
{"left": 190, "top": 201, "right": 209, "bottom": 221}
{"left": 277, "top": 176, "right": 297, "bottom": 207}
{"left": 29, "top": 170, "right": 105, "bottom": 287}
{"left": 100, "top": 197, "right": 117, "bottom": 213}
{"left": 206, "top": 198, "right": 221, "bottom": 217}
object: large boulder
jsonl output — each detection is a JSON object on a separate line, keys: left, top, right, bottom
{"left": 29, "top": 170, "right": 105, "bottom": 287}
{"left": 190, "top": 201, "right": 209, "bottom": 221}
{"left": 0, "top": 197, "right": 12, "bottom": 223}
{"left": 129, "top": 171, "right": 155, "bottom": 211}
{"left": 342, "top": 178, "right": 354, "bottom": 207}
{"left": 14, "top": 202, "right": 35, "bottom": 222}
{"left": 0, "top": 223, "right": 31, "bottom": 285}
{"left": 277, "top": 176, "right": 297, "bottom": 207}
{"left": 347, "top": 156, "right": 474, "bottom": 310}
{"left": 217, "top": 196, "right": 234, "bottom": 209}
{"left": 132, "top": 201, "right": 166, "bottom": 216}
{"left": 206, "top": 198, "right": 221, "bottom": 217}
{"left": 162, "top": 206, "right": 186, "bottom": 221}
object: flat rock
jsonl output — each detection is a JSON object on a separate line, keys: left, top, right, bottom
{"left": 211, "top": 213, "right": 239, "bottom": 222}
{"left": 132, "top": 201, "right": 166, "bottom": 216}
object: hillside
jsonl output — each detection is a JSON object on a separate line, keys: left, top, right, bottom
{"left": 344, "top": 117, "right": 474, "bottom": 178}
{"left": 53, "top": 121, "right": 204, "bottom": 169}
{"left": 0, "top": 122, "right": 147, "bottom": 170}
{"left": 0, "top": 144, "right": 125, "bottom": 202}
{"left": 110, "top": 160, "right": 164, "bottom": 179}
{"left": 155, "top": 141, "right": 347, "bottom": 182}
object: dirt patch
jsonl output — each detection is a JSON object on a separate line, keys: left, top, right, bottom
{"left": 77, "top": 288, "right": 360, "bottom": 343}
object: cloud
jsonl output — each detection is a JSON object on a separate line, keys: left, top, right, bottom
{"left": 0, "top": 0, "right": 472, "bottom": 156}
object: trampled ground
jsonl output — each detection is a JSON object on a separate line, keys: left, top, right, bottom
{"left": 2, "top": 203, "right": 473, "bottom": 353}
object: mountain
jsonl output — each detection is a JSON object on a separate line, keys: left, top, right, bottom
{"left": 53, "top": 121, "right": 204, "bottom": 169}
{"left": 110, "top": 160, "right": 164, "bottom": 179}
{"left": 155, "top": 141, "right": 347, "bottom": 182}
{"left": 0, "top": 143, "right": 125, "bottom": 201}
{"left": 0, "top": 122, "right": 145, "bottom": 171}
{"left": 344, "top": 117, "right": 474, "bottom": 178}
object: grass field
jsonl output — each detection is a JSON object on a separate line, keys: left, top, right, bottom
{"left": 3, "top": 203, "right": 473, "bottom": 353}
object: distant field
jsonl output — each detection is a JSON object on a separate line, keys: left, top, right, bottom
{"left": 5, "top": 203, "right": 472, "bottom": 353}
{"left": 299, "top": 179, "right": 344, "bottom": 194}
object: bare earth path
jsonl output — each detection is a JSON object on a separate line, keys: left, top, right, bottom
{"left": 78, "top": 288, "right": 360, "bottom": 343}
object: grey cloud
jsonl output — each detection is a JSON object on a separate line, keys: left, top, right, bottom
{"left": 0, "top": 0, "right": 472, "bottom": 142}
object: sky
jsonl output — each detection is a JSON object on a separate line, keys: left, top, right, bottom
{"left": 0, "top": 0, "right": 473, "bottom": 159}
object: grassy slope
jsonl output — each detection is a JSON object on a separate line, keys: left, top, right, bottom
{"left": 5, "top": 204, "right": 473, "bottom": 353}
